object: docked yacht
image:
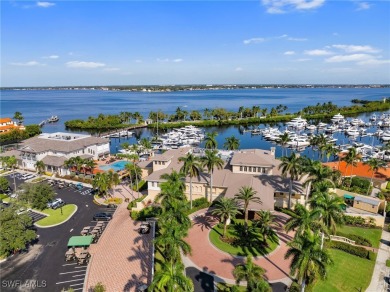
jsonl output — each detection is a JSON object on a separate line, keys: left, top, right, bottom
{"left": 286, "top": 116, "right": 307, "bottom": 129}
{"left": 287, "top": 138, "right": 310, "bottom": 147}
{"left": 47, "top": 115, "right": 59, "bottom": 123}
{"left": 331, "top": 113, "right": 344, "bottom": 123}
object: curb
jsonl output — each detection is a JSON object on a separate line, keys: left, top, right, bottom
{"left": 34, "top": 205, "right": 78, "bottom": 228}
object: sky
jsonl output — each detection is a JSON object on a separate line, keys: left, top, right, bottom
{"left": 1, "top": 0, "right": 390, "bottom": 86}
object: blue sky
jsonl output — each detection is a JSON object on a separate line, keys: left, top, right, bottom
{"left": 1, "top": 0, "right": 390, "bottom": 86}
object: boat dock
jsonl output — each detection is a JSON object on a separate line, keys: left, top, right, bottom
{"left": 98, "top": 124, "right": 147, "bottom": 138}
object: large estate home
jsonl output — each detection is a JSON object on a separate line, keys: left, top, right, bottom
{"left": 0, "top": 117, "right": 25, "bottom": 134}
{"left": 139, "top": 147, "right": 309, "bottom": 211}
{"left": 0, "top": 132, "right": 109, "bottom": 175}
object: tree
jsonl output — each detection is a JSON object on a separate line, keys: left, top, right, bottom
{"left": 363, "top": 158, "right": 386, "bottom": 195}
{"left": 92, "top": 172, "right": 111, "bottom": 197}
{"left": 201, "top": 149, "right": 224, "bottom": 202}
{"left": 179, "top": 153, "right": 203, "bottom": 209}
{"left": 278, "top": 132, "right": 291, "bottom": 157}
{"left": 285, "top": 233, "right": 333, "bottom": 292}
{"left": 150, "top": 261, "right": 193, "bottom": 292}
{"left": 252, "top": 105, "right": 261, "bottom": 118}
{"left": 234, "top": 186, "right": 262, "bottom": 228}
{"left": 6, "top": 156, "right": 18, "bottom": 193}
{"left": 13, "top": 111, "right": 24, "bottom": 125}
{"left": 129, "top": 153, "right": 140, "bottom": 190}
{"left": 212, "top": 198, "right": 240, "bottom": 238}
{"left": 157, "top": 171, "right": 187, "bottom": 205}
{"left": 233, "top": 256, "right": 267, "bottom": 291}
{"left": 0, "top": 176, "right": 10, "bottom": 193}
{"left": 322, "top": 143, "right": 338, "bottom": 163}
{"left": 224, "top": 136, "right": 240, "bottom": 150}
{"left": 84, "top": 159, "right": 97, "bottom": 176}
{"left": 189, "top": 110, "right": 202, "bottom": 121}
{"left": 92, "top": 282, "right": 106, "bottom": 292}
{"left": 278, "top": 152, "right": 303, "bottom": 210}
{"left": 284, "top": 204, "right": 322, "bottom": 238}
{"left": 303, "top": 160, "right": 335, "bottom": 189}
{"left": 19, "top": 182, "right": 55, "bottom": 210}
{"left": 204, "top": 131, "right": 218, "bottom": 149}
{"left": 35, "top": 160, "right": 46, "bottom": 174}
{"left": 342, "top": 147, "right": 360, "bottom": 187}
{"left": 254, "top": 210, "right": 278, "bottom": 244}
{"left": 0, "top": 206, "right": 36, "bottom": 256}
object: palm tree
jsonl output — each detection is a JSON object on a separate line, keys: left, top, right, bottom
{"left": 201, "top": 149, "right": 224, "bottom": 203}
{"left": 322, "top": 143, "right": 338, "bottom": 163}
{"left": 212, "top": 198, "right": 240, "bottom": 238}
{"left": 233, "top": 256, "right": 266, "bottom": 290}
{"left": 129, "top": 153, "right": 140, "bottom": 190}
{"left": 223, "top": 136, "right": 240, "bottom": 150}
{"left": 6, "top": 156, "right": 18, "bottom": 192}
{"left": 278, "top": 152, "right": 303, "bottom": 210}
{"left": 278, "top": 132, "right": 291, "bottom": 157}
{"left": 363, "top": 157, "right": 386, "bottom": 195}
{"left": 178, "top": 153, "right": 203, "bottom": 209}
{"left": 254, "top": 210, "right": 278, "bottom": 244}
{"left": 285, "top": 233, "right": 333, "bottom": 292}
{"left": 157, "top": 171, "right": 187, "bottom": 205}
{"left": 149, "top": 261, "right": 193, "bottom": 292}
{"left": 309, "top": 191, "right": 345, "bottom": 235}
{"left": 84, "top": 159, "right": 97, "bottom": 176}
{"left": 92, "top": 172, "right": 110, "bottom": 197}
{"left": 234, "top": 186, "right": 262, "bottom": 228}
{"left": 284, "top": 204, "right": 322, "bottom": 238}
{"left": 35, "top": 160, "right": 45, "bottom": 174}
{"left": 204, "top": 131, "right": 218, "bottom": 149}
{"left": 124, "top": 162, "right": 134, "bottom": 190}
{"left": 13, "top": 111, "right": 24, "bottom": 125}
{"left": 342, "top": 147, "right": 360, "bottom": 187}
{"left": 303, "top": 161, "right": 335, "bottom": 188}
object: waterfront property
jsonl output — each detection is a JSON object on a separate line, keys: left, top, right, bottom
{"left": 0, "top": 132, "right": 109, "bottom": 175}
{"left": 0, "top": 117, "right": 25, "bottom": 134}
{"left": 136, "top": 147, "right": 309, "bottom": 212}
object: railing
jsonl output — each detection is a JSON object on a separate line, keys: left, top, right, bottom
{"left": 329, "top": 235, "right": 356, "bottom": 245}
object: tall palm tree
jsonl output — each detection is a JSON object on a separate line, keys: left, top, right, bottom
{"left": 223, "top": 136, "right": 240, "bottom": 150}
{"left": 309, "top": 191, "right": 345, "bottom": 235}
{"left": 179, "top": 153, "right": 203, "bottom": 209}
{"left": 285, "top": 233, "right": 333, "bottom": 292}
{"left": 129, "top": 153, "right": 140, "bottom": 189}
{"left": 342, "top": 147, "right": 360, "bottom": 187}
{"left": 234, "top": 186, "right": 262, "bottom": 227}
{"left": 322, "top": 143, "right": 338, "bottom": 163}
{"left": 284, "top": 204, "right": 322, "bottom": 238}
{"left": 92, "top": 172, "right": 110, "bottom": 197}
{"left": 212, "top": 198, "right": 240, "bottom": 238}
{"left": 204, "top": 131, "right": 218, "bottom": 149}
{"left": 124, "top": 162, "right": 134, "bottom": 190}
{"left": 278, "top": 132, "right": 291, "bottom": 157}
{"left": 84, "top": 159, "right": 97, "bottom": 176}
{"left": 303, "top": 161, "right": 335, "bottom": 188}
{"left": 233, "top": 256, "right": 266, "bottom": 290}
{"left": 149, "top": 261, "right": 193, "bottom": 292}
{"left": 157, "top": 171, "right": 187, "bottom": 205}
{"left": 254, "top": 210, "right": 278, "bottom": 244}
{"left": 363, "top": 157, "right": 386, "bottom": 195}
{"left": 201, "top": 149, "right": 224, "bottom": 202}
{"left": 35, "top": 160, "right": 45, "bottom": 174}
{"left": 278, "top": 152, "right": 303, "bottom": 210}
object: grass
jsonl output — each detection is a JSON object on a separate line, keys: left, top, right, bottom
{"left": 313, "top": 249, "right": 376, "bottom": 292}
{"left": 338, "top": 225, "right": 382, "bottom": 248}
{"left": 35, "top": 204, "right": 77, "bottom": 227}
{"left": 386, "top": 259, "right": 390, "bottom": 267}
{"left": 217, "top": 283, "right": 246, "bottom": 291}
{"left": 209, "top": 222, "right": 279, "bottom": 257}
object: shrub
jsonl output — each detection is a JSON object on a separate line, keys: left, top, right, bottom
{"left": 344, "top": 215, "right": 367, "bottom": 227}
{"left": 132, "top": 206, "right": 161, "bottom": 221}
{"left": 328, "top": 241, "right": 371, "bottom": 259}
{"left": 127, "top": 195, "right": 147, "bottom": 210}
{"left": 104, "top": 197, "right": 122, "bottom": 205}
{"left": 336, "top": 231, "right": 372, "bottom": 247}
{"left": 132, "top": 180, "right": 147, "bottom": 192}
{"left": 289, "top": 282, "right": 301, "bottom": 292}
{"left": 386, "top": 259, "right": 390, "bottom": 267}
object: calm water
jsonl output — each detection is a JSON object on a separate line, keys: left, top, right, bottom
{"left": 98, "top": 160, "right": 129, "bottom": 172}
{"left": 1, "top": 88, "right": 390, "bottom": 159}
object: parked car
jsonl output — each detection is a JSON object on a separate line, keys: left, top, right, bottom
{"left": 93, "top": 212, "right": 112, "bottom": 221}
{"left": 48, "top": 198, "right": 65, "bottom": 209}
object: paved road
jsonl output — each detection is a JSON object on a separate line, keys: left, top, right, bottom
{"left": 1, "top": 174, "right": 105, "bottom": 292}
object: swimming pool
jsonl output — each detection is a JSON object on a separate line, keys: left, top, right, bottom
{"left": 98, "top": 160, "right": 130, "bottom": 172}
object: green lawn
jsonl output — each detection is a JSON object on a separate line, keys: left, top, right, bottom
{"left": 217, "top": 283, "right": 246, "bottom": 291}
{"left": 313, "top": 249, "right": 376, "bottom": 292}
{"left": 35, "top": 204, "right": 77, "bottom": 227}
{"left": 338, "top": 225, "right": 382, "bottom": 248}
{"left": 209, "top": 223, "right": 279, "bottom": 257}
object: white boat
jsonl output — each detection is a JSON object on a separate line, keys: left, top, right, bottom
{"left": 369, "top": 114, "right": 377, "bottom": 122}
{"left": 287, "top": 138, "right": 310, "bottom": 147}
{"left": 47, "top": 115, "right": 59, "bottom": 123}
{"left": 331, "top": 113, "right": 344, "bottom": 123}
{"left": 286, "top": 116, "right": 307, "bottom": 129}
{"left": 317, "top": 122, "right": 328, "bottom": 128}
{"left": 346, "top": 127, "right": 360, "bottom": 136}
{"left": 306, "top": 124, "right": 317, "bottom": 131}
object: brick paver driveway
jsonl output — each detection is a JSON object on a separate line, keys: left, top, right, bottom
{"left": 86, "top": 203, "right": 153, "bottom": 292}
{"left": 185, "top": 210, "right": 294, "bottom": 283}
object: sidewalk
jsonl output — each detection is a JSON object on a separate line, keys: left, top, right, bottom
{"left": 366, "top": 227, "right": 390, "bottom": 292}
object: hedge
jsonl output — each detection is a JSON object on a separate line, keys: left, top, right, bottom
{"left": 127, "top": 194, "right": 147, "bottom": 210}
{"left": 335, "top": 231, "right": 372, "bottom": 247}
{"left": 131, "top": 205, "right": 161, "bottom": 221}
{"left": 185, "top": 197, "right": 210, "bottom": 215}
{"left": 132, "top": 180, "right": 147, "bottom": 192}
{"left": 327, "top": 241, "right": 371, "bottom": 259}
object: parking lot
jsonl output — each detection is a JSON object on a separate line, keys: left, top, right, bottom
{"left": 1, "top": 171, "right": 115, "bottom": 292}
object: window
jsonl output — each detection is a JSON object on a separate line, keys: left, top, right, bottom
{"left": 244, "top": 166, "right": 247, "bottom": 172}
{"left": 240, "top": 166, "right": 243, "bottom": 171}
{"left": 372, "top": 205, "right": 375, "bottom": 208}
{"left": 258, "top": 167, "right": 261, "bottom": 172}
{"left": 249, "top": 167, "right": 252, "bottom": 172}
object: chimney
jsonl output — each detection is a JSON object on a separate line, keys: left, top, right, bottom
{"left": 270, "top": 147, "right": 275, "bottom": 157}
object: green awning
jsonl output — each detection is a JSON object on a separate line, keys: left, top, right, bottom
{"left": 343, "top": 194, "right": 355, "bottom": 200}
{"left": 67, "top": 236, "right": 93, "bottom": 247}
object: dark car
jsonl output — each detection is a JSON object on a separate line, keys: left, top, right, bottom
{"left": 93, "top": 212, "right": 112, "bottom": 221}
{"left": 106, "top": 204, "right": 117, "bottom": 209}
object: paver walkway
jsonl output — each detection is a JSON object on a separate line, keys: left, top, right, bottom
{"left": 366, "top": 227, "right": 390, "bottom": 292}
{"left": 185, "top": 209, "right": 294, "bottom": 285}
{"left": 85, "top": 201, "right": 153, "bottom": 291}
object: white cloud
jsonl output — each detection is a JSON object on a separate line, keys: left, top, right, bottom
{"left": 356, "top": 2, "right": 370, "bottom": 10}
{"left": 157, "top": 58, "right": 170, "bottom": 63}
{"left": 103, "top": 68, "right": 120, "bottom": 72}
{"left": 304, "top": 49, "right": 333, "bottom": 56}
{"left": 43, "top": 55, "right": 59, "bottom": 59}
{"left": 235, "top": 67, "right": 243, "bottom": 71}
{"left": 325, "top": 54, "right": 374, "bottom": 63}
{"left": 157, "top": 58, "right": 183, "bottom": 63}
{"left": 357, "top": 59, "right": 390, "bottom": 65}
{"left": 278, "top": 34, "right": 307, "bottom": 41}
{"left": 66, "top": 61, "right": 106, "bottom": 68}
{"left": 331, "top": 44, "right": 380, "bottom": 53}
{"left": 262, "top": 0, "right": 325, "bottom": 14}
{"left": 173, "top": 58, "right": 183, "bottom": 63}
{"left": 243, "top": 38, "right": 265, "bottom": 45}
{"left": 295, "top": 58, "right": 311, "bottom": 62}
{"left": 36, "top": 2, "right": 55, "bottom": 8}
{"left": 10, "top": 61, "right": 45, "bottom": 66}
{"left": 284, "top": 51, "right": 296, "bottom": 55}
